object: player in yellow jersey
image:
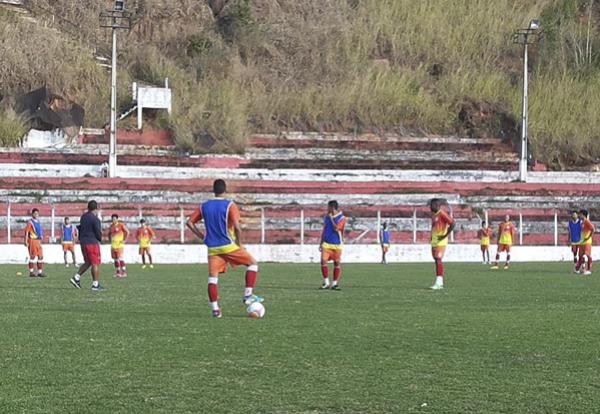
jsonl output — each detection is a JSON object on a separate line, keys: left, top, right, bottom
{"left": 136, "top": 219, "right": 156, "bottom": 269}
{"left": 109, "top": 214, "right": 129, "bottom": 277}
{"left": 491, "top": 215, "right": 516, "bottom": 270}
{"left": 477, "top": 222, "right": 493, "bottom": 264}
{"left": 429, "top": 198, "right": 455, "bottom": 290}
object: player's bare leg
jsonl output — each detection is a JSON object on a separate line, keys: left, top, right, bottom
{"left": 70, "top": 250, "right": 77, "bottom": 266}
{"left": 64, "top": 251, "right": 69, "bottom": 267}
{"left": 141, "top": 253, "right": 146, "bottom": 269}
{"left": 28, "top": 255, "right": 35, "bottom": 277}
{"left": 147, "top": 252, "right": 154, "bottom": 268}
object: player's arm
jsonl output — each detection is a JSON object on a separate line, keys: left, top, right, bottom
{"left": 583, "top": 222, "right": 595, "bottom": 243}
{"left": 74, "top": 227, "right": 79, "bottom": 243}
{"left": 23, "top": 224, "right": 29, "bottom": 246}
{"left": 229, "top": 204, "right": 243, "bottom": 246}
{"left": 94, "top": 218, "right": 103, "bottom": 242}
{"left": 123, "top": 225, "right": 130, "bottom": 241}
{"left": 186, "top": 209, "right": 205, "bottom": 241}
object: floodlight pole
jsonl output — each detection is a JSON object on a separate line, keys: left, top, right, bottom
{"left": 109, "top": 27, "right": 118, "bottom": 178}
{"left": 101, "top": 2, "right": 131, "bottom": 178}
{"left": 519, "top": 39, "right": 529, "bottom": 182}
{"left": 513, "top": 20, "right": 541, "bottom": 182}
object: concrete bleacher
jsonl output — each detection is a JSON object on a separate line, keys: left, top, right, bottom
{"left": 0, "top": 132, "right": 595, "bottom": 247}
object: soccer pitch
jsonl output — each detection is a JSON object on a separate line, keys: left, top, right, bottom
{"left": 1, "top": 262, "right": 599, "bottom": 413}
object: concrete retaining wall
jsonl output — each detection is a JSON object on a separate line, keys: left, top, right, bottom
{"left": 0, "top": 243, "right": 581, "bottom": 265}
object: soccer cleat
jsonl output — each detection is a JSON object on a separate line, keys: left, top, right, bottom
{"left": 212, "top": 309, "right": 222, "bottom": 318}
{"left": 583, "top": 271, "right": 592, "bottom": 275}
{"left": 331, "top": 285, "right": 341, "bottom": 291}
{"left": 430, "top": 284, "right": 444, "bottom": 290}
{"left": 490, "top": 265, "right": 499, "bottom": 270}
{"left": 69, "top": 277, "right": 81, "bottom": 289}
{"left": 65, "top": 264, "right": 70, "bottom": 268}
{"left": 503, "top": 265, "right": 509, "bottom": 270}
{"left": 149, "top": 264, "right": 154, "bottom": 269}
{"left": 37, "top": 273, "right": 47, "bottom": 278}
{"left": 142, "top": 265, "right": 146, "bottom": 269}
{"left": 29, "top": 273, "right": 37, "bottom": 278}
{"left": 319, "top": 283, "right": 330, "bottom": 290}
{"left": 91, "top": 285, "right": 106, "bottom": 292}
{"left": 243, "top": 294, "right": 264, "bottom": 305}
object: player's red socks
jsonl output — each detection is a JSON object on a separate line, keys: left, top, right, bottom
{"left": 435, "top": 260, "right": 444, "bottom": 276}
{"left": 28, "top": 261, "right": 34, "bottom": 274}
{"left": 333, "top": 265, "right": 341, "bottom": 281}
{"left": 587, "top": 256, "right": 593, "bottom": 271}
{"left": 246, "top": 265, "right": 258, "bottom": 288}
{"left": 37, "top": 261, "right": 43, "bottom": 273}
{"left": 321, "top": 265, "right": 329, "bottom": 278}
{"left": 576, "top": 255, "right": 584, "bottom": 271}
{"left": 208, "top": 277, "right": 219, "bottom": 303}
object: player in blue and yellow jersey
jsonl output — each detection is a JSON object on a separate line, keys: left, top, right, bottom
{"left": 187, "top": 179, "right": 263, "bottom": 318}
{"left": 62, "top": 217, "right": 78, "bottom": 267}
{"left": 380, "top": 222, "right": 390, "bottom": 264}
{"left": 319, "top": 200, "right": 347, "bottom": 290}
{"left": 567, "top": 210, "right": 582, "bottom": 270}
{"left": 24, "top": 208, "right": 46, "bottom": 277}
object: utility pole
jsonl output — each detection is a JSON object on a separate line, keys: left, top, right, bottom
{"left": 100, "top": 1, "right": 131, "bottom": 178}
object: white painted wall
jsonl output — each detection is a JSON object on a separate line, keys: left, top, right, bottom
{"left": 2, "top": 162, "right": 600, "bottom": 184}
{"left": 0, "top": 244, "right": 580, "bottom": 265}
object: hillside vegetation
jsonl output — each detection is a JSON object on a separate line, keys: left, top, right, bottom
{"left": 0, "top": 0, "right": 599, "bottom": 168}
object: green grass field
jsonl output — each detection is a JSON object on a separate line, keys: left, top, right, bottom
{"left": 1, "top": 262, "right": 599, "bottom": 413}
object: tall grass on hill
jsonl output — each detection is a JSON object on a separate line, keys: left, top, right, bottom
{"left": 1, "top": 0, "right": 600, "bottom": 168}
{"left": 0, "top": 108, "right": 27, "bottom": 146}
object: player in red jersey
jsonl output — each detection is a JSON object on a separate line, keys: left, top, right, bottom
{"left": 24, "top": 208, "right": 46, "bottom": 277}
{"left": 575, "top": 209, "right": 595, "bottom": 275}
{"left": 491, "top": 215, "right": 516, "bottom": 270}
{"left": 136, "top": 219, "right": 156, "bottom": 269}
{"left": 429, "top": 198, "right": 455, "bottom": 290}
{"left": 109, "top": 214, "right": 129, "bottom": 277}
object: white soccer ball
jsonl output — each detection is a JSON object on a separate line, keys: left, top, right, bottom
{"left": 247, "top": 302, "right": 265, "bottom": 318}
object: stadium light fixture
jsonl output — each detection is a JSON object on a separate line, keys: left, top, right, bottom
{"left": 513, "top": 19, "right": 542, "bottom": 182}
{"left": 100, "top": 2, "right": 131, "bottom": 178}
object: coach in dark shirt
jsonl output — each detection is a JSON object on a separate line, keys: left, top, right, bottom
{"left": 69, "top": 200, "right": 105, "bottom": 291}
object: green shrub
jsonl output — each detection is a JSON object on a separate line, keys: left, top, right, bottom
{"left": 0, "top": 108, "right": 28, "bottom": 146}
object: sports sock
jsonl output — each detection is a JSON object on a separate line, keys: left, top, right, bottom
{"left": 208, "top": 276, "right": 219, "bottom": 303}
{"left": 506, "top": 254, "right": 511, "bottom": 265}
{"left": 28, "top": 261, "right": 34, "bottom": 273}
{"left": 435, "top": 275, "right": 444, "bottom": 286}
{"left": 37, "top": 261, "right": 43, "bottom": 273}
{"left": 587, "top": 256, "right": 593, "bottom": 271}
{"left": 333, "top": 265, "right": 341, "bottom": 282}
{"left": 120, "top": 260, "right": 126, "bottom": 272}
{"left": 244, "top": 265, "right": 258, "bottom": 297}
{"left": 321, "top": 265, "right": 329, "bottom": 279}
{"left": 576, "top": 255, "right": 584, "bottom": 271}
{"left": 92, "top": 280, "right": 99, "bottom": 288}
{"left": 74, "top": 273, "right": 81, "bottom": 282}
{"left": 114, "top": 260, "right": 119, "bottom": 272}
{"left": 435, "top": 259, "right": 444, "bottom": 277}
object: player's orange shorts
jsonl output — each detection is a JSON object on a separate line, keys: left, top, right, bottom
{"left": 431, "top": 246, "right": 446, "bottom": 260}
{"left": 480, "top": 244, "right": 489, "bottom": 252}
{"left": 208, "top": 248, "right": 256, "bottom": 275}
{"left": 381, "top": 244, "right": 390, "bottom": 253}
{"left": 62, "top": 243, "right": 75, "bottom": 252}
{"left": 497, "top": 243, "right": 511, "bottom": 253}
{"left": 580, "top": 244, "right": 592, "bottom": 256}
{"left": 321, "top": 248, "right": 342, "bottom": 263}
{"left": 28, "top": 239, "right": 43, "bottom": 258}
{"left": 139, "top": 247, "right": 150, "bottom": 255}
{"left": 111, "top": 248, "right": 124, "bottom": 259}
